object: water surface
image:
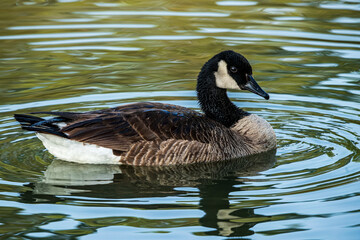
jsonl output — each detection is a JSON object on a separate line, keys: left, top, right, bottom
{"left": 0, "top": 0, "right": 360, "bottom": 239}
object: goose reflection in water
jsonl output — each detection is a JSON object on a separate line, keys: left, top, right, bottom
{"left": 21, "top": 149, "right": 276, "bottom": 237}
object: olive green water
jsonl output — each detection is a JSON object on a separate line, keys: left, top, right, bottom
{"left": 1, "top": 0, "right": 360, "bottom": 239}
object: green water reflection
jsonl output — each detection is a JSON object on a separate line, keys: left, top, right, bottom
{"left": 0, "top": 0, "right": 360, "bottom": 239}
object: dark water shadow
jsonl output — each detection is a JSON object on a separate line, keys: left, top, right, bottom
{"left": 21, "top": 149, "right": 276, "bottom": 237}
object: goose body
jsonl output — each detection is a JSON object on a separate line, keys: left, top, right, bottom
{"left": 14, "top": 50, "right": 276, "bottom": 166}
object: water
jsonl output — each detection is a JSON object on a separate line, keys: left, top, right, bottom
{"left": 1, "top": 0, "right": 360, "bottom": 239}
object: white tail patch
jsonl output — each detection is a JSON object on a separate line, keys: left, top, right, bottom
{"left": 214, "top": 60, "right": 240, "bottom": 90}
{"left": 36, "top": 133, "right": 120, "bottom": 164}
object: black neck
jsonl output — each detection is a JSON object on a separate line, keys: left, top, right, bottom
{"left": 196, "top": 71, "right": 248, "bottom": 128}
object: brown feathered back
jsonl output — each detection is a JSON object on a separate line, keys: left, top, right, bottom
{"left": 15, "top": 102, "right": 276, "bottom": 165}
{"left": 32, "top": 102, "right": 248, "bottom": 165}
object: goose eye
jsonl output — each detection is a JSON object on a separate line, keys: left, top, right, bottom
{"left": 230, "top": 66, "right": 237, "bottom": 73}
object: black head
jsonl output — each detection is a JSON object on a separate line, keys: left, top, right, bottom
{"left": 199, "top": 50, "right": 269, "bottom": 100}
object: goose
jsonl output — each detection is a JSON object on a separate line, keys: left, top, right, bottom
{"left": 14, "top": 50, "right": 276, "bottom": 166}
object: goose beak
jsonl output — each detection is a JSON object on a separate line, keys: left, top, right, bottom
{"left": 242, "top": 75, "right": 269, "bottom": 100}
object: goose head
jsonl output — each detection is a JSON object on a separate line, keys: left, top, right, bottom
{"left": 197, "top": 50, "right": 269, "bottom": 100}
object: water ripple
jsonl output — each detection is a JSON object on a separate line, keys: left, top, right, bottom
{"left": 199, "top": 28, "right": 360, "bottom": 42}
{"left": 0, "top": 32, "right": 113, "bottom": 40}
{"left": 77, "top": 11, "right": 230, "bottom": 17}
{"left": 216, "top": 1, "right": 257, "bottom": 6}
{"left": 29, "top": 38, "right": 137, "bottom": 46}
{"left": 1, "top": 0, "right": 360, "bottom": 238}
{"left": 8, "top": 24, "right": 155, "bottom": 30}
{"left": 32, "top": 46, "right": 142, "bottom": 52}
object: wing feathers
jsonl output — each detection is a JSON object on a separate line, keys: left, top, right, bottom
{"left": 17, "top": 103, "right": 228, "bottom": 154}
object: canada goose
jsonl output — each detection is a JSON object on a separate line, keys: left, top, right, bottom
{"left": 14, "top": 50, "right": 276, "bottom": 166}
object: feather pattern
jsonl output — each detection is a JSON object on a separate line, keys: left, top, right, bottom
{"left": 15, "top": 102, "right": 265, "bottom": 165}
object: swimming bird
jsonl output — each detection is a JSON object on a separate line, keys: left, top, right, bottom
{"left": 14, "top": 50, "right": 276, "bottom": 166}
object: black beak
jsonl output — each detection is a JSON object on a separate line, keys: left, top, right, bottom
{"left": 242, "top": 75, "right": 269, "bottom": 100}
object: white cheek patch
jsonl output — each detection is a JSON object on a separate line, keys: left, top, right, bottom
{"left": 214, "top": 60, "right": 241, "bottom": 90}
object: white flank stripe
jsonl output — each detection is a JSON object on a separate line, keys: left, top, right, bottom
{"left": 37, "top": 133, "right": 120, "bottom": 164}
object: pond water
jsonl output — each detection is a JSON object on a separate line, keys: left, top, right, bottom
{"left": 1, "top": 0, "right": 360, "bottom": 239}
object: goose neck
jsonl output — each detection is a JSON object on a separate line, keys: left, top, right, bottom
{"left": 196, "top": 76, "right": 248, "bottom": 127}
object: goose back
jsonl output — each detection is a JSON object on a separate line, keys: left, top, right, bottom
{"left": 20, "top": 102, "right": 260, "bottom": 165}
